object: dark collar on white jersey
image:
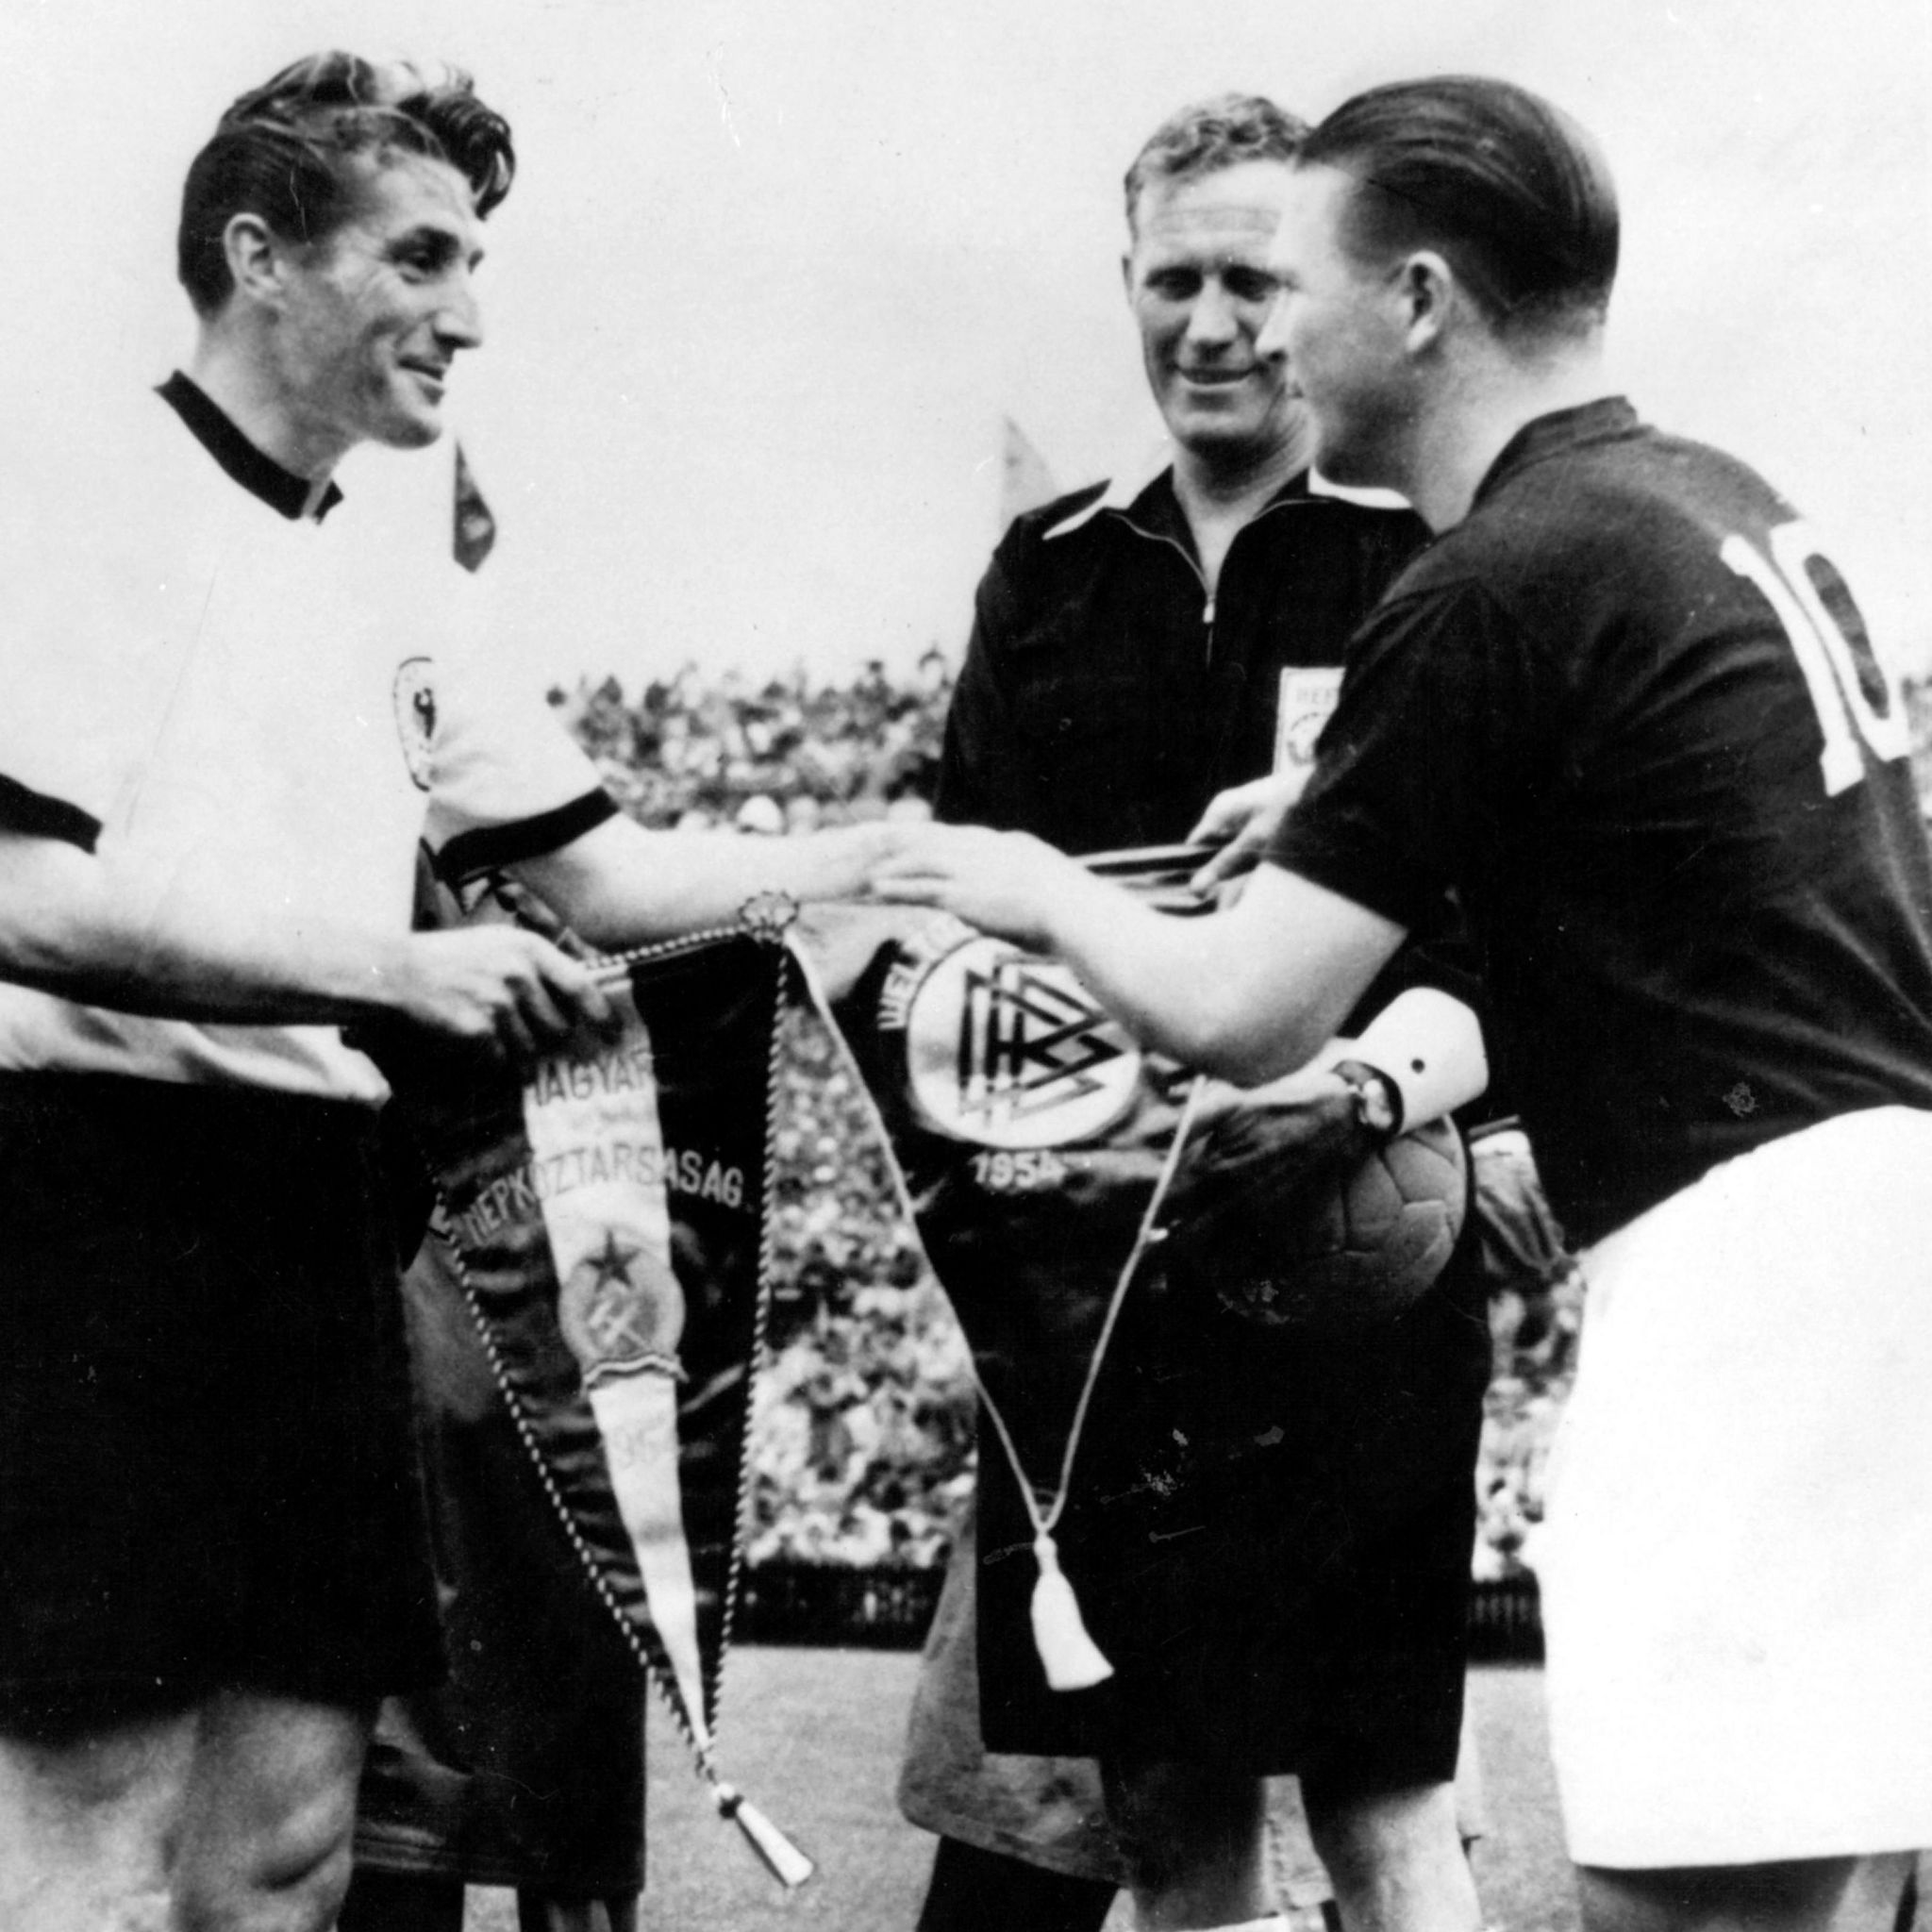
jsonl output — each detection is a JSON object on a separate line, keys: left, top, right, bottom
{"left": 157, "top": 372, "right": 344, "bottom": 524}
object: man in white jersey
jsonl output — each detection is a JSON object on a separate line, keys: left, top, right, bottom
{"left": 0, "top": 53, "right": 889, "bottom": 1932}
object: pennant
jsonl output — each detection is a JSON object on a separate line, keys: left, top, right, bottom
{"left": 789, "top": 883, "right": 1208, "bottom": 1697}
{"left": 792, "top": 874, "right": 1205, "bottom": 1433}
{"left": 453, "top": 441, "right": 497, "bottom": 573}
{"left": 373, "top": 924, "right": 812, "bottom": 1887}
{"left": 791, "top": 854, "right": 1466, "bottom": 1711}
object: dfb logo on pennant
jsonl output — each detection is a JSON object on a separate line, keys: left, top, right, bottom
{"left": 888, "top": 929, "right": 1142, "bottom": 1148}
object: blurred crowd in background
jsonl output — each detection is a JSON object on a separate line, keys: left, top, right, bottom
{"left": 551, "top": 654, "right": 953, "bottom": 838}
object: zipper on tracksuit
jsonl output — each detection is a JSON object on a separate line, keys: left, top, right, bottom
{"left": 1116, "top": 518, "right": 1217, "bottom": 661}
{"left": 1114, "top": 496, "right": 1310, "bottom": 664}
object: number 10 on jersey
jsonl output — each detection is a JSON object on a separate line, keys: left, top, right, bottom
{"left": 1722, "top": 520, "right": 1909, "bottom": 797}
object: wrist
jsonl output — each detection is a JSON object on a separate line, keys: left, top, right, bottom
{"left": 791, "top": 822, "right": 884, "bottom": 906}
{"left": 360, "top": 931, "right": 426, "bottom": 1022}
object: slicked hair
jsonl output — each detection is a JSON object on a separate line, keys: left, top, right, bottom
{"left": 1299, "top": 75, "right": 1618, "bottom": 340}
{"left": 178, "top": 52, "right": 516, "bottom": 317}
{"left": 1124, "top": 93, "right": 1308, "bottom": 234}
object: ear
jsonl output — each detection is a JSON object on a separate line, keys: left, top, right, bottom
{"left": 221, "top": 212, "right": 291, "bottom": 309}
{"left": 1395, "top": 251, "right": 1455, "bottom": 353}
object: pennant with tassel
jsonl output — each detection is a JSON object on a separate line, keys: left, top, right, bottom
{"left": 786, "top": 883, "right": 1208, "bottom": 1700}
{"left": 372, "top": 912, "right": 811, "bottom": 1888}
{"left": 451, "top": 441, "right": 497, "bottom": 573}
{"left": 1028, "top": 1533, "right": 1114, "bottom": 1691}
{"left": 714, "top": 1780, "right": 817, "bottom": 1888}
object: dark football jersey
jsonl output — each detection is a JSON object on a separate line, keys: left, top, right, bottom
{"left": 936, "top": 467, "right": 1424, "bottom": 853}
{"left": 1273, "top": 398, "right": 1932, "bottom": 1243}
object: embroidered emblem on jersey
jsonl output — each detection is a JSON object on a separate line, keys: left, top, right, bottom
{"left": 393, "top": 657, "right": 438, "bottom": 791}
{"left": 879, "top": 922, "right": 1141, "bottom": 1148}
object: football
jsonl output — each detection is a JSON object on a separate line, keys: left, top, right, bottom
{"left": 1160, "top": 1103, "right": 1468, "bottom": 1335}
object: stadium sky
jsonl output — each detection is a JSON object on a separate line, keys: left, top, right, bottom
{"left": 6, "top": 0, "right": 1927, "bottom": 690}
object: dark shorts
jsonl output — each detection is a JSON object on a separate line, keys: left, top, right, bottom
{"left": 974, "top": 1236, "right": 1490, "bottom": 1787}
{"left": 0, "top": 1071, "right": 441, "bottom": 1718}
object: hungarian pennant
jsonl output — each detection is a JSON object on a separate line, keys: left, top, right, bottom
{"left": 374, "top": 917, "right": 813, "bottom": 1888}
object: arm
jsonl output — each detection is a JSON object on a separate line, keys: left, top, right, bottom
{"left": 506, "top": 811, "right": 894, "bottom": 952}
{"left": 1185, "top": 769, "right": 1309, "bottom": 896}
{"left": 933, "top": 530, "right": 1029, "bottom": 830}
{"left": 932, "top": 625, "right": 998, "bottom": 828}
{"left": 870, "top": 824, "right": 1404, "bottom": 1082}
{"left": 1185, "top": 981, "right": 1487, "bottom": 1170}
{"left": 0, "top": 827, "right": 610, "bottom": 1053}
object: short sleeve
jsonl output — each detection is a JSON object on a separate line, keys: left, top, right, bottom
{"left": 423, "top": 650, "right": 618, "bottom": 883}
{"left": 0, "top": 466, "right": 208, "bottom": 836}
{"left": 935, "top": 533, "right": 1030, "bottom": 829}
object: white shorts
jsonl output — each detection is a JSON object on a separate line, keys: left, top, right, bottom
{"left": 1534, "top": 1107, "right": 1932, "bottom": 1868}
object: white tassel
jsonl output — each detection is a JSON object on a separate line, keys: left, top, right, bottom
{"left": 1030, "top": 1533, "right": 1114, "bottom": 1690}
{"left": 714, "top": 1780, "right": 815, "bottom": 1888}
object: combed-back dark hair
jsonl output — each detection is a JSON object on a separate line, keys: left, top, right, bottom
{"left": 1301, "top": 76, "right": 1618, "bottom": 338}
{"left": 1123, "top": 93, "right": 1309, "bottom": 232}
{"left": 178, "top": 52, "right": 516, "bottom": 316}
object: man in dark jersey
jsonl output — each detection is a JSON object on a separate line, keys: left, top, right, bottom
{"left": 905, "top": 94, "right": 1491, "bottom": 1932}
{"left": 934, "top": 99, "right": 1419, "bottom": 858}
{"left": 874, "top": 74, "right": 1932, "bottom": 1932}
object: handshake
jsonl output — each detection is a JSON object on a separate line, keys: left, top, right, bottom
{"left": 375, "top": 768, "right": 1305, "bottom": 1067}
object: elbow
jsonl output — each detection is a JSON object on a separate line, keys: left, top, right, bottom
{"left": 1162, "top": 991, "right": 1331, "bottom": 1087}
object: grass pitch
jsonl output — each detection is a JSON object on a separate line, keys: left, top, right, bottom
{"left": 467, "top": 1652, "right": 1579, "bottom": 1931}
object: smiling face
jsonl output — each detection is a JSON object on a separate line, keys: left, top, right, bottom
{"left": 275, "top": 151, "right": 486, "bottom": 460}
{"left": 1256, "top": 163, "right": 1414, "bottom": 491}
{"left": 1124, "top": 158, "right": 1301, "bottom": 471}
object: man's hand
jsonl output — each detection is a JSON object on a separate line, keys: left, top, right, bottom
{"left": 867, "top": 824, "right": 1086, "bottom": 953}
{"left": 1186, "top": 771, "right": 1310, "bottom": 896}
{"left": 382, "top": 926, "right": 617, "bottom": 1060}
{"left": 1179, "top": 1059, "right": 1368, "bottom": 1181}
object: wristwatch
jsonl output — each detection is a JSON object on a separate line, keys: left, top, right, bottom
{"left": 1331, "top": 1058, "right": 1404, "bottom": 1141}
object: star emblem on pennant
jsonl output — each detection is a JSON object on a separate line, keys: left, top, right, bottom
{"left": 588, "top": 1227, "right": 642, "bottom": 1291}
